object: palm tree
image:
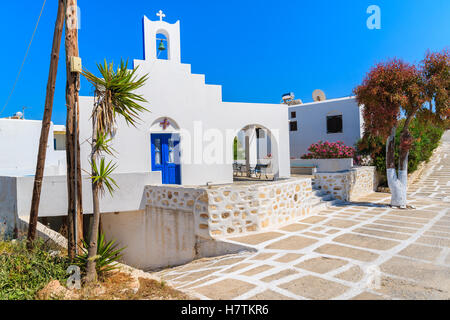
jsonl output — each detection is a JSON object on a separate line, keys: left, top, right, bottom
{"left": 81, "top": 60, "right": 148, "bottom": 282}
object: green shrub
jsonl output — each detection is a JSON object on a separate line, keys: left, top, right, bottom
{"left": 75, "top": 233, "right": 125, "bottom": 279}
{"left": 0, "top": 240, "right": 70, "bottom": 300}
{"left": 357, "top": 118, "right": 445, "bottom": 185}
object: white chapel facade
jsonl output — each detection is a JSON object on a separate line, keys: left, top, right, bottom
{"left": 78, "top": 13, "right": 291, "bottom": 186}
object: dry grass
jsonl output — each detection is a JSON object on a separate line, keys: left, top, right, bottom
{"left": 74, "top": 272, "right": 193, "bottom": 300}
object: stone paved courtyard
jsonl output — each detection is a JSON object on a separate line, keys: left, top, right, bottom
{"left": 409, "top": 131, "right": 450, "bottom": 202}
{"left": 152, "top": 132, "right": 450, "bottom": 300}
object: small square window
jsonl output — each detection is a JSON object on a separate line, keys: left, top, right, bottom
{"left": 327, "top": 115, "right": 343, "bottom": 134}
{"left": 291, "top": 111, "right": 297, "bottom": 119}
{"left": 289, "top": 121, "right": 298, "bottom": 132}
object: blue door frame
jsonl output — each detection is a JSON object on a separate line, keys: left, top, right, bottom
{"left": 151, "top": 133, "right": 181, "bottom": 185}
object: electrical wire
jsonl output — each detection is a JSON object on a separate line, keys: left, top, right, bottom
{"left": 0, "top": 0, "right": 47, "bottom": 117}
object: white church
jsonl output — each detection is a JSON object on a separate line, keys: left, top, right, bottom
{"left": 0, "top": 12, "right": 367, "bottom": 269}
{"left": 76, "top": 13, "right": 292, "bottom": 186}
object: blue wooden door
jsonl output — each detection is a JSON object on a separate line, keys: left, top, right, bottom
{"left": 151, "top": 134, "right": 181, "bottom": 184}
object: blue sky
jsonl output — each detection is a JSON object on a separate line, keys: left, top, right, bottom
{"left": 0, "top": 0, "right": 449, "bottom": 125}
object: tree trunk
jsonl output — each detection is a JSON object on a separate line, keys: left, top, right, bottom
{"left": 27, "top": 0, "right": 65, "bottom": 248}
{"left": 386, "top": 115, "right": 415, "bottom": 209}
{"left": 85, "top": 109, "right": 100, "bottom": 283}
{"left": 396, "top": 116, "right": 415, "bottom": 207}
{"left": 76, "top": 94, "right": 84, "bottom": 249}
{"left": 64, "top": 0, "right": 83, "bottom": 259}
{"left": 386, "top": 125, "right": 407, "bottom": 207}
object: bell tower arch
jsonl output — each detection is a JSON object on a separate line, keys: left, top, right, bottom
{"left": 143, "top": 11, "right": 181, "bottom": 63}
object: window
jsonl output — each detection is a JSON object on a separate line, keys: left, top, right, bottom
{"left": 327, "top": 115, "right": 343, "bottom": 134}
{"left": 291, "top": 111, "right": 296, "bottom": 119}
{"left": 54, "top": 134, "right": 66, "bottom": 151}
{"left": 168, "top": 138, "right": 175, "bottom": 164}
{"left": 289, "top": 121, "right": 298, "bottom": 132}
{"left": 154, "top": 139, "right": 162, "bottom": 165}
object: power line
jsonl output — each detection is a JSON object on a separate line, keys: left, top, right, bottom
{"left": 0, "top": 0, "right": 47, "bottom": 117}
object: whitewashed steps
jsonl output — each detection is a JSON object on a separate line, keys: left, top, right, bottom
{"left": 308, "top": 181, "right": 343, "bottom": 214}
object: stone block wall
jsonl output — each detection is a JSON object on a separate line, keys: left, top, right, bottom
{"left": 145, "top": 186, "right": 210, "bottom": 239}
{"left": 314, "top": 166, "right": 376, "bottom": 202}
{"left": 205, "top": 178, "right": 313, "bottom": 238}
{"left": 144, "top": 177, "right": 314, "bottom": 240}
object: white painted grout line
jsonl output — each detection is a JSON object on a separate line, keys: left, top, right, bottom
{"left": 156, "top": 173, "right": 450, "bottom": 300}
{"left": 335, "top": 205, "right": 449, "bottom": 299}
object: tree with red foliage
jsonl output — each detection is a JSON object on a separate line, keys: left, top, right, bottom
{"left": 355, "top": 50, "right": 449, "bottom": 208}
{"left": 420, "top": 50, "right": 450, "bottom": 124}
{"left": 354, "top": 59, "right": 425, "bottom": 208}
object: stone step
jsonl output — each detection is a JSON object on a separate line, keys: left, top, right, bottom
{"left": 310, "top": 198, "right": 344, "bottom": 213}
{"left": 310, "top": 201, "right": 330, "bottom": 214}
{"left": 308, "top": 185, "right": 344, "bottom": 214}
{"left": 312, "top": 189, "right": 329, "bottom": 198}
{"left": 308, "top": 194, "right": 334, "bottom": 206}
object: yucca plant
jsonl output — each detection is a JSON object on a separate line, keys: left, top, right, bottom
{"left": 81, "top": 59, "right": 149, "bottom": 283}
{"left": 75, "top": 233, "right": 125, "bottom": 278}
{"left": 90, "top": 158, "right": 119, "bottom": 196}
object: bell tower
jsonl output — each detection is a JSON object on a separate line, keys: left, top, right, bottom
{"left": 143, "top": 11, "right": 181, "bottom": 63}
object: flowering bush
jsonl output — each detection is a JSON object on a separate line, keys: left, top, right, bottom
{"left": 301, "top": 141, "right": 356, "bottom": 159}
{"left": 356, "top": 118, "right": 445, "bottom": 178}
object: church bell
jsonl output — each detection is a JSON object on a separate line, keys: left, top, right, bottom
{"left": 158, "top": 40, "right": 166, "bottom": 51}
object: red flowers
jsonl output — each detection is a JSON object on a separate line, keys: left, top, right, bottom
{"left": 301, "top": 141, "right": 356, "bottom": 159}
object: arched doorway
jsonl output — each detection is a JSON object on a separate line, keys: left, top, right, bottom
{"left": 150, "top": 117, "right": 181, "bottom": 185}
{"left": 233, "top": 124, "right": 279, "bottom": 181}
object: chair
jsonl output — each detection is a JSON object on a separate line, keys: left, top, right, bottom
{"left": 255, "top": 164, "right": 270, "bottom": 180}
{"left": 233, "top": 162, "right": 239, "bottom": 176}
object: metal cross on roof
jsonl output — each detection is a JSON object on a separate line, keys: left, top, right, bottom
{"left": 157, "top": 10, "right": 166, "bottom": 21}
{"left": 160, "top": 118, "right": 170, "bottom": 130}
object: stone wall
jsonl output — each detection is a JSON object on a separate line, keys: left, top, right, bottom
{"left": 144, "top": 177, "right": 314, "bottom": 240}
{"left": 347, "top": 166, "right": 377, "bottom": 201}
{"left": 205, "top": 178, "right": 313, "bottom": 238}
{"left": 314, "top": 166, "right": 376, "bottom": 202}
{"left": 145, "top": 185, "right": 210, "bottom": 239}
{"left": 127, "top": 178, "right": 314, "bottom": 269}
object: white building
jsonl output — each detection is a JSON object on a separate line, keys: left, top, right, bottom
{"left": 0, "top": 13, "right": 374, "bottom": 270}
{"left": 288, "top": 96, "right": 364, "bottom": 159}
{"left": 0, "top": 118, "right": 66, "bottom": 177}
{"left": 77, "top": 15, "right": 291, "bottom": 186}
{"left": 1, "top": 13, "right": 291, "bottom": 231}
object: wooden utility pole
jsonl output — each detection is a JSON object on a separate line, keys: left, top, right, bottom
{"left": 64, "top": 0, "right": 83, "bottom": 259}
{"left": 27, "top": 0, "right": 66, "bottom": 248}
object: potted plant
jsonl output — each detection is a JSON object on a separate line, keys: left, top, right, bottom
{"left": 293, "top": 141, "right": 356, "bottom": 172}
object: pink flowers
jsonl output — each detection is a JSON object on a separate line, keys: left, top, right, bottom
{"left": 301, "top": 141, "right": 356, "bottom": 159}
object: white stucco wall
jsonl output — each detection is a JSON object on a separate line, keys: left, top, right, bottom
{"left": 0, "top": 177, "right": 18, "bottom": 238}
{"left": 0, "top": 119, "right": 66, "bottom": 177}
{"left": 77, "top": 17, "right": 291, "bottom": 186}
{"left": 288, "top": 97, "right": 364, "bottom": 159}
{"left": 0, "top": 172, "right": 161, "bottom": 223}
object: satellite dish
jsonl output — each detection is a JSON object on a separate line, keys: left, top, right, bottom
{"left": 312, "top": 89, "right": 326, "bottom": 102}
